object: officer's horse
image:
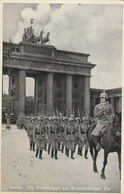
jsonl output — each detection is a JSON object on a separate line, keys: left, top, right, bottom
{"left": 87, "top": 112, "right": 121, "bottom": 179}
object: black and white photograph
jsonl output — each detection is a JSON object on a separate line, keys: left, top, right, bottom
{"left": 1, "top": 1, "right": 123, "bottom": 193}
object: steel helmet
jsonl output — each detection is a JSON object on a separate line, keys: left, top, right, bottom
{"left": 75, "top": 117, "right": 80, "bottom": 121}
{"left": 82, "top": 117, "right": 88, "bottom": 122}
{"left": 53, "top": 116, "right": 58, "bottom": 120}
{"left": 63, "top": 116, "right": 68, "bottom": 121}
{"left": 100, "top": 93, "right": 108, "bottom": 99}
{"left": 68, "top": 117, "right": 74, "bottom": 122}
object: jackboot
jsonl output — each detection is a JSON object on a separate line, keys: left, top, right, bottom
{"left": 45, "top": 144, "right": 47, "bottom": 151}
{"left": 67, "top": 149, "right": 69, "bottom": 157}
{"left": 80, "top": 148, "right": 82, "bottom": 156}
{"left": 30, "top": 142, "right": 32, "bottom": 151}
{"left": 71, "top": 151, "right": 75, "bottom": 159}
{"left": 61, "top": 145, "right": 64, "bottom": 153}
{"left": 51, "top": 149, "right": 54, "bottom": 158}
{"left": 65, "top": 146, "right": 67, "bottom": 156}
{"left": 33, "top": 143, "right": 35, "bottom": 151}
{"left": 35, "top": 148, "right": 39, "bottom": 158}
{"left": 84, "top": 150, "right": 88, "bottom": 159}
{"left": 55, "top": 150, "right": 58, "bottom": 160}
{"left": 39, "top": 150, "right": 43, "bottom": 159}
{"left": 48, "top": 145, "right": 50, "bottom": 155}
{"left": 77, "top": 146, "right": 80, "bottom": 155}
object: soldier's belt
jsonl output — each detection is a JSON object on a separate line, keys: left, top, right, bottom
{"left": 81, "top": 132, "right": 85, "bottom": 134}
{"left": 36, "top": 132, "right": 40, "bottom": 135}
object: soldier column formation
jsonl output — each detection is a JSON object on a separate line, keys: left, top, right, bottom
{"left": 16, "top": 113, "right": 96, "bottom": 160}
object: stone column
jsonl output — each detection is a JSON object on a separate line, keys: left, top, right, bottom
{"left": 46, "top": 73, "right": 53, "bottom": 115}
{"left": 18, "top": 70, "right": 26, "bottom": 117}
{"left": 34, "top": 77, "right": 38, "bottom": 115}
{"left": 84, "top": 76, "right": 90, "bottom": 116}
{"left": 66, "top": 75, "right": 72, "bottom": 115}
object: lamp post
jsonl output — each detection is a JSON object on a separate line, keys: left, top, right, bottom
{"left": 6, "top": 38, "right": 12, "bottom": 130}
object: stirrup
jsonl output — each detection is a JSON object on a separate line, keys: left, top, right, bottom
{"left": 96, "top": 143, "right": 101, "bottom": 151}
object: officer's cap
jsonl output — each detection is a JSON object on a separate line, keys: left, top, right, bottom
{"left": 100, "top": 93, "right": 108, "bottom": 99}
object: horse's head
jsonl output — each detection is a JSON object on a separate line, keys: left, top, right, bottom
{"left": 113, "top": 112, "right": 121, "bottom": 131}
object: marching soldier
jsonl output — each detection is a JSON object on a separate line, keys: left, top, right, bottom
{"left": 33, "top": 117, "right": 46, "bottom": 159}
{"left": 74, "top": 117, "right": 80, "bottom": 154}
{"left": 65, "top": 117, "right": 75, "bottom": 159}
{"left": 60, "top": 116, "right": 68, "bottom": 153}
{"left": 43, "top": 116, "right": 48, "bottom": 151}
{"left": 92, "top": 92, "right": 115, "bottom": 150}
{"left": 47, "top": 117, "right": 53, "bottom": 155}
{"left": 78, "top": 117, "right": 89, "bottom": 159}
{"left": 50, "top": 116, "right": 60, "bottom": 160}
{"left": 27, "top": 117, "right": 35, "bottom": 151}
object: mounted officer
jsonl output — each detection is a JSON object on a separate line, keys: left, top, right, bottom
{"left": 27, "top": 117, "right": 35, "bottom": 151}
{"left": 92, "top": 92, "right": 115, "bottom": 150}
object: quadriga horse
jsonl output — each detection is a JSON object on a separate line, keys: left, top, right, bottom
{"left": 87, "top": 112, "right": 121, "bottom": 179}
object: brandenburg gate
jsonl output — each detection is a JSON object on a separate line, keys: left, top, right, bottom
{"left": 3, "top": 24, "right": 96, "bottom": 117}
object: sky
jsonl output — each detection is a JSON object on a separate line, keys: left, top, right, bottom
{"left": 2, "top": 3, "right": 123, "bottom": 96}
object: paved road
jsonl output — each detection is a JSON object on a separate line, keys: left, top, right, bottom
{"left": 1, "top": 124, "right": 121, "bottom": 192}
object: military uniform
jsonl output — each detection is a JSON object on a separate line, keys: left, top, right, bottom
{"left": 65, "top": 117, "right": 75, "bottom": 159}
{"left": 78, "top": 117, "right": 89, "bottom": 158}
{"left": 60, "top": 117, "right": 67, "bottom": 153}
{"left": 27, "top": 118, "right": 35, "bottom": 151}
{"left": 47, "top": 117, "right": 53, "bottom": 155}
{"left": 92, "top": 101, "right": 115, "bottom": 136}
{"left": 33, "top": 117, "right": 46, "bottom": 159}
{"left": 92, "top": 92, "right": 115, "bottom": 150}
{"left": 74, "top": 117, "right": 80, "bottom": 154}
{"left": 50, "top": 116, "right": 60, "bottom": 159}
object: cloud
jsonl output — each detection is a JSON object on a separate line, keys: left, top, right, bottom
{"left": 12, "top": 4, "right": 122, "bottom": 91}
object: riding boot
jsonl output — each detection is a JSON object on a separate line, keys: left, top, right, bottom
{"left": 33, "top": 143, "right": 35, "bottom": 151}
{"left": 35, "top": 148, "right": 39, "bottom": 158}
{"left": 71, "top": 151, "right": 75, "bottom": 159}
{"left": 39, "top": 150, "right": 43, "bottom": 159}
{"left": 84, "top": 149, "right": 88, "bottom": 159}
{"left": 30, "top": 142, "right": 32, "bottom": 151}
{"left": 51, "top": 149, "right": 54, "bottom": 158}
{"left": 55, "top": 150, "right": 58, "bottom": 160}
{"left": 61, "top": 145, "right": 64, "bottom": 153}
{"left": 96, "top": 136, "right": 101, "bottom": 151}
{"left": 48, "top": 145, "right": 50, "bottom": 155}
